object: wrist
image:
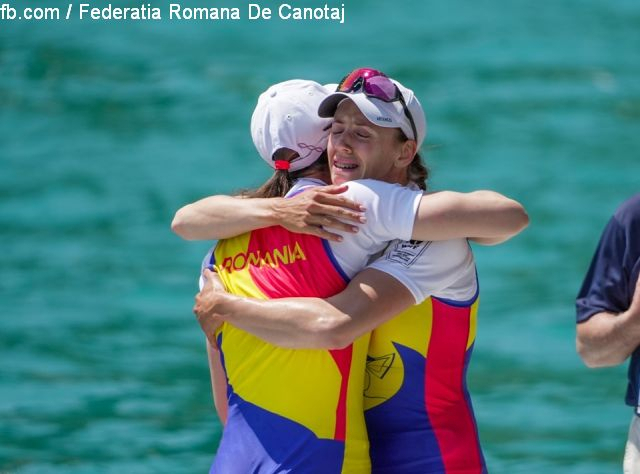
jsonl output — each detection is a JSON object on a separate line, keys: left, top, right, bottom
{"left": 214, "top": 292, "right": 240, "bottom": 322}
{"left": 267, "top": 198, "right": 286, "bottom": 226}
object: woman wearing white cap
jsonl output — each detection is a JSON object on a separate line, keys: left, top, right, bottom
{"left": 176, "top": 72, "right": 527, "bottom": 473}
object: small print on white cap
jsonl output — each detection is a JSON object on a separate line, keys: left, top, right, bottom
{"left": 251, "top": 80, "right": 332, "bottom": 172}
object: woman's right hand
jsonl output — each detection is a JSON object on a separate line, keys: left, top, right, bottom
{"left": 272, "top": 184, "right": 366, "bottom": 242}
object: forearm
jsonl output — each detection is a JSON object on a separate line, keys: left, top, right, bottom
{"left": 412, "top": 190, "right": 529, "bottom": 242}
{"left": 206, "top": 339, "right": 228, "bottom": 424}
{"left": 213, "top": 294, "right": 352, "bottom": 349}
{"left": 210, "top": 270, "right": 415, "bottom": 349}
{"left": 468, "top": 236, "right": 511, "bottom": 246}
{"left": 171, "top": 195, "right": 282, "bottom": 240}
{"left": 576, "top": 310, "right": 640, "bottom": 367}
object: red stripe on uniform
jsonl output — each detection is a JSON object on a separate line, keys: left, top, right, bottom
{"left": 244, "top": 226, "right": 353, "bottom": 442}
{"left": 425, "top": 299, "right": 483, "bottom": 473}
{"left": 329, "top": 346, "right": 353, "bottom": 441}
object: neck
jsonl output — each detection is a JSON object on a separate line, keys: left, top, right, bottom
{"left": 382, "top": 168, "right": 410, "bottom": 186}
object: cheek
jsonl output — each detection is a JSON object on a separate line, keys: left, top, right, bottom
{"left": 327, "top": 138, "right": 335, "bottom": 157}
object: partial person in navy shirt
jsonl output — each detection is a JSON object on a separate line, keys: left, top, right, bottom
{"left": 576, "top": 193, "right": 640, "bottom": 473}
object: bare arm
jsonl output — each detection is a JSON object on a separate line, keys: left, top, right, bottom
{"left": 172, "top": 195, "right": 280, "bottom": 240}
{"left": 171, "top": 184, "right": 365, "bottom": 242}
{"left": 412, "top": 190, "right": 529, "bottom": 244}
{"left": 576, "top": 276, "right": 640, "bottom": 368}
{"left": 194, "top": 268, "right": 415, "bottom": 349}
{"left": 206, "top": 340, "right": 228, "bottom": 425}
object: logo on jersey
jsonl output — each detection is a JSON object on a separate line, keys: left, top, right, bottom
{"left": 385, "top": 240, "right": 430, "bottom": 267}
{"left": 366, "top": 353, "right": 395, "bottom": 379}
{"left": 219, "top": 242, "right": 307, "bottom": 273}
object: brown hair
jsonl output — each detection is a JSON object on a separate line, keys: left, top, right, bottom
{"left": 408, "top": 152, "right": 429, "bottom": 191}
{"left": 242, "top": 151, "right": 329, "bottom": 198}
{"left": 396, "top": 129, "right": 429, "bottom": 190}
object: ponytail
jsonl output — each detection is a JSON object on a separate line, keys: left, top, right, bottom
{"left": 408, "top": 153, "right": 429, "bottom": 191}
{"left": 243, "top": 170, "right": 294, "bottom": 198}
{"left": 242, "top": 151, "right": 329, "bottom": 198}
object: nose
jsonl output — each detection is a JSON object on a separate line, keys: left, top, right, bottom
{"left": 331, "top": 130, "right": 352, "bottom": 153}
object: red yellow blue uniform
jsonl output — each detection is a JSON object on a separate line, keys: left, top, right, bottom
{"left": 365, "top": 238, "right": 487, "bottom": 473}
{"left": 206, "top": 179, "right": 422, "bottom": 473}
{"left": 210, "top": 226, "right": 370, "bottom": 473}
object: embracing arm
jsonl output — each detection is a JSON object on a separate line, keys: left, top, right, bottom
{"left": 206, "top": 340, "right": 228, "bottom": 424}
{"left": 576, "top": 276, "right": 640, "bottom": 368}
{"left": 194, "top": 268, "right": 415, "bottom": 349}
{"left": 171, "top": 184, "right": 365, "bottom": 241}
{"left": 172, "top": 195, "right": 282, "bottom": 240}
{"left": 412, "top": 190, "right": 529, "bottom": 245}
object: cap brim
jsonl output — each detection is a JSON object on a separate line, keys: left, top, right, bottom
{"left": 319, "top": 92, "right": 406, "bottom": 136}
{"left": 318, "top": 93, "right": 350, "bottom": 118}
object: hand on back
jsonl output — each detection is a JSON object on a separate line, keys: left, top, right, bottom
{"left": 274, "top": 184, "right": 366, "bottom": 242}
{"left": 194, "top": 269, "right": 227, "bottom": 348}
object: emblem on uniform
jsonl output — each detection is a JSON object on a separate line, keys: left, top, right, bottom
{"left": 385, "top": 240, "right": 430, "bottom": 267}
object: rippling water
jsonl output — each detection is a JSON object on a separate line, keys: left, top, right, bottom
{"left": 1, "top": 0, "right": 639, "bottom": 472}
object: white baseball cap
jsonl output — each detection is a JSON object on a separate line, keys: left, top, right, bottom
{"left": 318, "top": 71, "right": 427, "bottom": 149}
{"left": 251, "top": 80, "right": 332, "bottom": 172}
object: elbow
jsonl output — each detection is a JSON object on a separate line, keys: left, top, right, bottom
{"left": 576, "top": 341, "right": 604, "bottom": 368}
{"left": 506, "top": 201, "right": 529, "bottom": 236}
{"left": 171, "top": 209, "right": 195, "bottom": 240}
{"left": 515, "top": 206, "right": 530, "bottom": 232}
{"left": 576, "top": 335, "right": 623, "bottom": 368}
{"left": 471, "top": 191, "right": 530, "bottom": 237}
{"left": 311, "top": 315, "right": 355, "bottom": 349}
{"left": 516, "top": 206, "right": 530, "bottom": 232}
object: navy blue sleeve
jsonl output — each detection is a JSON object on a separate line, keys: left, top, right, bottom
{"left": 576, "top": 196, "right": 640, "bottom": 323}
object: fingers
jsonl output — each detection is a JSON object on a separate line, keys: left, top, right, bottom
{"left": 315, "top": 186, "right": 366, "bottom": 212}
{"left": 194, "top": 292, "right": 222, "bottom": 347}
{"left": 209, "top": 273, "right": 226, "bottom": 292}
{"left": 202, "top": 268, "right": 227, "bottom": 292}
{"left": 316, "top": 203, "right": 366, "bottom": 224}
{"left": 307, "top": 214, "right": 360, "bottom": 234}
{"left": 202, "top": 267, "right": 215, "bottom": 282}
{"left": 299, "top": 224, "right": 344, "bottom": 242}
{"left": 316, "top": 183, "right": 349, "bottom": 195}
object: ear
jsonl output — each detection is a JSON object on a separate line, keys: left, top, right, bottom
{"left": 394, "top": 140, "right": 418, "bottom": 169}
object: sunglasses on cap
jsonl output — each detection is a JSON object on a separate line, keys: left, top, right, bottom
{"left": 336, "top": 68, "right": 418, "bottom": 143}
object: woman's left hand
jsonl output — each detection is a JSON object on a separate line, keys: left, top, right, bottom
{"left": 193, "top": 268, "right": 227, "bottom": 348}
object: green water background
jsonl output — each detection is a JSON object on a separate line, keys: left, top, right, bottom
{"left": 1, "top": 0, "right": 639, "bottom": 472}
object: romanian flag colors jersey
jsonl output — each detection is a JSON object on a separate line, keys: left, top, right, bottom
{"left": 203, "top": 178, "right": 422, "bottom": 473}
{"left": 364, "top": 239, "right": 486, "bottom": 474}
{"left": 210, "top": 225, "right": 370, "bottom": 474}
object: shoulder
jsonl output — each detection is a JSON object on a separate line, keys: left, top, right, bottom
{"left": 382, "top": 238, "right": 472, "bottom": 271}
{"left": 346, "top": 179, "right": 410, "bottom": 193}
{"left": 342, "top": 179, "right": 421, "bottom": 202}
{"left": 613, "top": 194, "right": 640, "bottom": 229}
{"left": 369, "top": 238, "right": 476, "bottom": 304}
{"left": 599, "top": 194, "right": 640, "bottom": 254}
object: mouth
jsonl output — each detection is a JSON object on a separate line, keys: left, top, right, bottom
{"left": 332, "top": 157, "right": 359, "bottom": 171}
{"left": 334, "top": 163, "right": 358, "bottom": 170}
